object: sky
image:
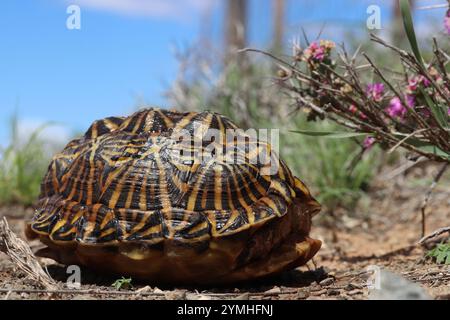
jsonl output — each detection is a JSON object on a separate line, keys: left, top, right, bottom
{"left": 0, "top": 0, "right": 447, "bottom": 145}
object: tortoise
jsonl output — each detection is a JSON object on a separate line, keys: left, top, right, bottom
{"left": 26, "top": 108, "right": 321, "bottom": 284}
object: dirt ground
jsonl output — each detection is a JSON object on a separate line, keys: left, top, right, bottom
{"left": 0, "top": 162, "right": 449, "bottom": 300}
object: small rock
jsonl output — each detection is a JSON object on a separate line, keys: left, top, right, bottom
{"left": 297, "top": 290, "right": 309, "bottom": 299}
{"left": 232, "top": 293, "right": 250, "bottom": 300}
{"left": 135, "top": 285, "right": 152, "bottom": 294}
{"left": 327, "top": 289, "right": 341, "bottom": 296}
{"left": 319, "top": 278, "right": 334, "bottom": 286}
{"left": 311, "top": 289, "right": 327, "bottom": 296}
{"left": 264, "top": 286, "right": 281, "bottom": 294}
{"left": 186, "top": 293, "right": 213, "bottom": 300}
{"left": 306, "top": 296, "right": 322, "bottom": 300}
{"left": 369, "top": 270, "right": 432, "bottom": 300}
{"left": 348, "top": 289, "right": 363, "bottom": 296}
{"left": 153, "top": 287, "right": 164, "bottom": 294}
{"left": 20, "top": 293, "right": 29, "bottom": 299}
{"left": 164, "top": 290, "right": 186, "bottom": 300}
{"left": 344, "top": 283, "right": 362, "bottom": 291}
{"left": 72, "top": 295, "right": 95, "bottom": 300}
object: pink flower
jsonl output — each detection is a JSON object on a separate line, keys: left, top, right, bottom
{"left": 363, "top": 136, "right": 376, "bottom": 149}
{"left": 367, "top": 83, "right": 384, "bottom": 102}
{"left": 406, "top": 94, "right": 415, "bottom": 108}
{"left": 303, "top": 40, "right": 335, "bottom": 63}
{"left": 386, "top": 97, "right": 407, "bottom": 118}
{"left": 407, "top": 75, "right": 430, "bottom": 93}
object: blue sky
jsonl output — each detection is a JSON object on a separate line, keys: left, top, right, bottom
{"left": 0, "top": 0, "right": 447, "bottom": 144}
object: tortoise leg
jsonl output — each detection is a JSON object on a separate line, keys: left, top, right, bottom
{"left": 219, "top": 234, "right": 321, "bottom": 283}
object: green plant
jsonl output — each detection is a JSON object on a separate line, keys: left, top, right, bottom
{"left": 0, "top": 114, "right": 54, "bottom": 206}
{"left": 112, "top": 277, "right": 133, "bottom": 290}
{"left": 426, "top": 241, "right": 450, "bottom": 264}
{"left": 280, "top": 116, "right": 382, "bottom": 210}
{"left": 249, "top": 0, "right": 449, "bottom": 163}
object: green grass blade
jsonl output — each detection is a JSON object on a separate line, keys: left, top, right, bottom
{"left": 290, "top": 130, "right": 368, "bottom": 138}
{"left": 399, "top": 0, "right": 424, "bottom": 67}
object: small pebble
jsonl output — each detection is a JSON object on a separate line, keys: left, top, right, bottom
{"left": 327, "top": 289, "right": 341, "bottom": 296}
{"left": 311, "top": 289, "right": 327, "bottom": 296}
{"left": 319, "top": 278, "right": 334, "bottom": 286}
{"left": 233, "top": 293, "right": 250, "bottom": 300}
{"left": 297, "top": 290, "right": 310, "bottom": 299}
{"left": 264, "top": 286, "right": 281, "bottom": 294}
{"left": 348, "top": 289, "right": 363, "bottom": 296}
{"left": 344, "top": 283, "right": 362, "bottom": 291}
{"left": 153, "top": 287, "right": 164, "bottom": 294}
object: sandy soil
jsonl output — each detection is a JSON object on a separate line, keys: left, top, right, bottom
{"left": 0, "top": 162, "right": 449, "bottom": 300}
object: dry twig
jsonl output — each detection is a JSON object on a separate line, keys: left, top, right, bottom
{"left": 420, "top": 163, "right": 449, "bottom": 237}
{"left": 419, "top": 226, "right": 450, "bottom": 244}
{"left": 0, "top": 217, "right": 58, "bottom": 290}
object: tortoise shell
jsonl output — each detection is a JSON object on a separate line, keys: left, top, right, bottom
{"left": 26, "top": 108, "right": 321, "bottom": 284}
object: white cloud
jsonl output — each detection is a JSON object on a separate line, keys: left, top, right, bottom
{"left": 16, "top": 119, "right": 73, "bottom": 152}
{"left": 67, "top": 0, "right": 216, "bottom": 20}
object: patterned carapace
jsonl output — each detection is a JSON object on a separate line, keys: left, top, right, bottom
{"left": 28, "top": 108, "right": 316, "bottom": 248}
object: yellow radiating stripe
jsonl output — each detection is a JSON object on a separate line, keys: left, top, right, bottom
{"left": 90, "top": 121, "right": 98, "bottom": 139}
{"left": 224, "top": 164, "right": 248, "bottom": 209}
{"left": 139, "top": 224, "right": 162, "bottom": 237}
{"left": 186, "top": 160, "right": 215, "bottom": 211}
{"left": 143, "top": 109, "right": 155, "bottom": 132}
{"left": 86, "top": 141, "right": 100, "bottom": 205}
{"left": 71, "top": 210, "right": 85, "bottom": 225}
{"left": 99, "top": 228, "right": 116, "bottom": 239}
{"left": 236, "top": 169, "right": 258, "bottom": 203}
{"left": 50, "top": 219, "right": 68, "bottom": 236}
{"left": 173, "top": 162, "right": 192, "bottom": 172}
{"left": 155, "top": 154, "right": 172, "bottom": 209}
{"left": 219, "top": 209, "right": 239, "bottom": 233}
{"left": 58, "top": 227, "right": 76, "bottom": 238}
{"left": 51, "top": 160, "right": 59, "bottom": 193}
{"left": 214, "top": 165, "right": 223, "bottom": 210}
{"left": 130, "top": 213, "right": 150, "bottom": 234}
{"left": 260, "top": 197, "right": 276, "bottom": 210}
{"left": 139, "top": 173, "right": 148, "bottom": 211}
{"left": 174, "top": 112, "right": 197, "bottom": 130}
{"left": 67, "top": 157, "right": 86, "bottom": 201}
{"left": 108, "top": 171, "right": 128, "bottom": 208}
{"left": 131, "top": 111, "right": 146, "bottom": 134}
{"left": 240, "top": 166, "right": 267, "bottom": 196}
{"left": 194, "top": 113, "right": 213, "bottom": 141}
{"left": 155, "top": 109, "right": 174, "bottom": 128}
{"left": 120, "top": 116, "right": 132, "bottom": 131}
{"left": 60, "top": 155, "right": 84, "bottom": 192}
{"left": 269, "top": 180, "right": 293, "bottom": 203}
{"left": 295, "top": 177, "right": 311, "bottom": 197}
{"left": 187, "top": 220, "right": 209, "bottom": 236}
{"left": 125, "top": 178, "right": 136, "bottom": 209}
{"left": 99, "top": 164, "right": 128, "bottom": 198}
{"left": 226, "top": 174, "right": 235, "bottom": 211}
{"left": 201, "top": 182, "right": 208, "bottom": 209}
{"left": 216, "top": 115, "right": 226, "bottom": 145}
{"left": 103, "top": 117, "right": 123, "bottom": 131}
{"left": 100, "top": 210, "right": 115, "bottom": 229}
